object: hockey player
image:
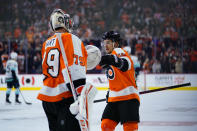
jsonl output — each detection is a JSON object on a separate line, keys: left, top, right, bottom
{"left": 123, "top": 46, "right": 141, "bottom": 78}
{"left": 5, "top": 52, "right": 21, "bottom": 104}
{"left": 37, "top": 9, "right": 87, "bottom": 131}
{"left": 99, "top": 31, "right": 140, "bottom": 131}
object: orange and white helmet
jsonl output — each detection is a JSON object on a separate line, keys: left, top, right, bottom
{"left": 49, "top": 9, "right": 73, "bottom": 32}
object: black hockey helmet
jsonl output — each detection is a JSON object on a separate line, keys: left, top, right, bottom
{"left": 102, "top": 31, "right": 121, "bottom": 43}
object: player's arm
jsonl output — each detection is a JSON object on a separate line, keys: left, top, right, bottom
{"left": 99, "top": 54, "right": 129, "bottom": 72}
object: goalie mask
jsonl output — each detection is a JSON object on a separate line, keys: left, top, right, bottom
{"left": 50, "top": 9, "right": 73, "bottom": 32}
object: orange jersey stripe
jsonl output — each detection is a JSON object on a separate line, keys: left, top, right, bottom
{"left": 108, "top": 93, "right": 140, "bottom": 102}
{"left": 37, "top": 91, "right": 73, "bottom": 102}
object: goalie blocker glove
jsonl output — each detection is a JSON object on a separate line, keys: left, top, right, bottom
{"left": 99, "top": 55, "right": 129, "bottom": 72}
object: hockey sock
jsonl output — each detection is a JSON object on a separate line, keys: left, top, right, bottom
{"left": 101, "top": 119, "right": 118, "bottom": 131}
{"left": 15, "top": 88, "right": 19, "bottom": 95}
{"left": 6, "top": 89, "right": 11, "bottom": 103}
{"left": 123, "top": 121, "right": 138, "bottom": 131}
{"left": 6, "top": 88, "right": 11, "bottom": 96}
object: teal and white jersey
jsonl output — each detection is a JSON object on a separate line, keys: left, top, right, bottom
{"left": 5, "top": 60, "right": 18, "bottom": 82}
{"left": 130, "top": 55, "right": 140, "bottom": 69}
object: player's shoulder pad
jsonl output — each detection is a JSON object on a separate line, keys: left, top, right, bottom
{"left": 71, "top": 33, "right": 81, "bottom": 41}
{"left": 45, "top": 37, "right": 57, "bottom": 49}
{"left": 113, "top": 48, "right": 125, "bottom": 54}
{"left": 71, "top": 33, "right": 82, "bottom": 46}
{"left": 113, "top": 48, "right": 126, "bottom": 56}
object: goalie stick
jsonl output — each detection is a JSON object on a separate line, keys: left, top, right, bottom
{"left": 94, "top": 83, "right": 191, "bottom": 103}
{"left": 57, "top": 33, "right": 89, "bottom": 131}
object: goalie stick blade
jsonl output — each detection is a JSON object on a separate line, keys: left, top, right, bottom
{"left": 93, "top": 83, "right": 191, "bottom": 103}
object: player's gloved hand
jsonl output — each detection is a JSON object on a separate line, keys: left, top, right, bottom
{"left": 99, "top": 55, "right": 121, "bottom": 68}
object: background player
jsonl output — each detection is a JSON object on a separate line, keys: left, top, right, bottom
{"left": 99, "top": 31, "right": 140, "bottom": 131}
{"left": 37, "top": 9, "right": 87, "bottom": 131}
{"left": 5, "top": 52, "right": 21, "bottom": 104}
{"left": 123, "top": 46, "right": 141, "bottom": 78}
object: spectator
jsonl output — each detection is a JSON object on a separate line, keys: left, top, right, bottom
{"left": 175, "top": 57, "right": 183, "bottom": 73}
{"left": 0, "top": 0, "right": 196, "bottom": 74}
{"left": 190, "top": 48, "right": 197, "bottom": 73}
{"left": 152, "top": 59, "right": 161, "bottom": 73}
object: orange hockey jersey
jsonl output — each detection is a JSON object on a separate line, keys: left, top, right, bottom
{"left": 37, "top": 32, "right": 87, "bottom": 102}
{"left": 106, "top": 48, "right": 140, "bottom": 102}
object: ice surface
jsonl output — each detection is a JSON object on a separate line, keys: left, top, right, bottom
{"left": 0, "top": 90, "right": 197, "bottom": 131}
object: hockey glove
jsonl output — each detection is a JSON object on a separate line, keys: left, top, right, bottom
{"left": 99, "top": 55, "right": 129, "bottom": 72}
{"left": 99, "top": 55, "right": 122, "bottom": 68}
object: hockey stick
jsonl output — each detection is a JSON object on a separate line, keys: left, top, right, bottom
{"left": 19, "top": 89, "right": 32, "bottom": 105}
{"left": 57, "top": 33, "right": 88, "bottom": 131}
{"left": 94, "top": 82, "right": 191, "bottom": 103}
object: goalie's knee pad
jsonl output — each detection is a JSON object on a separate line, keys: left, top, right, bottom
{"left": 101, "top": 119, "right": 118, "bottom": 131}
{"left": 123, "top": 121, "right": 138, "bottom": 131}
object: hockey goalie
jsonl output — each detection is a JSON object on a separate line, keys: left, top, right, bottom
{"left": 37, "top": 9, "right": 98, "bottom": 131}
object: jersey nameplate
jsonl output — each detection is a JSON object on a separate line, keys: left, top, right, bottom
{"left": 45, "top": 38, "right": 56, "bottom": 49}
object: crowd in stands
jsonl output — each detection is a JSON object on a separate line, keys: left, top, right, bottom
{"left": 0, "top": 0, "right": 197, "bottom": 74}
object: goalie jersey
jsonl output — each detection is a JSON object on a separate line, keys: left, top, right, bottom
{"left": 5, "top": 60, "right": 18, "bottom": 82}
{"left": 107, "top": 48, "right": 140, "bottom": 102}
{"left": 37, "top": 33, "right": 87, "bottom": 102}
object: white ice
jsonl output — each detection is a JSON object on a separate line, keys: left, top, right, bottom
{"left": 0, "top": 90, "right": 197, "bottom": 131}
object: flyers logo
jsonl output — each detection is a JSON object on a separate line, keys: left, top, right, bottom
{"left": 106, "top": 66, "right": 115, "bottom": 80}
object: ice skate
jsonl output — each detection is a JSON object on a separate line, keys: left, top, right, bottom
{"left": 15, "top": 99, "right": 22, "bottom": 104}
{"left": 6, "top": 99, "right": 12, "bottom": 104}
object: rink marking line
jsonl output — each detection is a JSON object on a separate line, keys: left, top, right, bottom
{"left": 140, "top": 121, "right": 197, "bottom": 126}
{"left": 0, "top": 87, "right": 197, "bottom": 91}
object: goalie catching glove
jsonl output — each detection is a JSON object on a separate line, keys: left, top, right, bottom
{"left": 86, "top": 45, "right": 101, "bottom": 70}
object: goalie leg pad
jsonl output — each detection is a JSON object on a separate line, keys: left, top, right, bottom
{"left": 101, "top": 119, "right": 118, "bottom": 131}
{"left": 123, "top": 121, "right": 138, "bottom": 131}
{"left": 78, "top": 82, "right": 98, "bottom": 119}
